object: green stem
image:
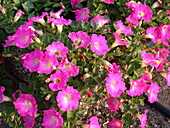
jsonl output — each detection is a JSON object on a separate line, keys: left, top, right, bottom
{"left": 68, "top": 121, "right": 70, "bottom": 128}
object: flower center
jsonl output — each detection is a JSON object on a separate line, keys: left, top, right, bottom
{"left": 47, "top": 62, "right": 52, "bottom": 69}
{"left": 25, "top": 100, "right": 31, "bottom": 105}
{"left": 56, "top": 78, "right": 60, "bottom": 83}
{"left": 55, "top": 51, "right": 60, "bottom": 56}
{"left": 111, "top": 81, "right": 115, "bottom": 86}
{"left": 94, "top": 42, "right": 99, "bottom": 49}
{"left": 115, "top": 121, "right": 120, "bottom": 126}
{"left": 138, "top": 12, "right": 144, "bottom": 17}
{"left": 65, "top": 94, "right": 71, "bottom": 98}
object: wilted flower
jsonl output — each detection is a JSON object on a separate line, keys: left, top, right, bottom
{"left": 107, "top": 97, "right": 121, "bottom": 111}
{"left": 49, "top": 70, "right": 68, "bottom": 91}
{"left": 103, "top": 0, "right": 114, "bottom": 4}
{"left": 13, "top": 94, "right": 38, "bottom": 117}
{"left": 115, "top": 20, "right": 132, "bottom": 36}
{"left": 14, "top": 10, "right": 25, "bottom": 22}
{"left": 56, "top": 86, "right": 81, "bottom": 111}
{"left": 147, "top": 82, "right": 160, "bottom": 103}
{"left": 42, "top": 109, "right": 63, "bottom": 128}
{"left": 0, "top": 5, "right": 5, "bottom": 14}
{"left": 37, "top": 51, "right": 58, "bottom": 74}
{"left": 105, "top": 73, "right": 126, "bottom": 97}
{"left": 0, "top": 86, "right": 5, "bottom": 103}
{"left": 138, "top": 110, "right": 148, "bottom": 128}
{"left": 91, "top": 14, "right": 109, "bottom": 28}
{"left": 108, "top": 118, "right": 123, "bottom": 128}
{"left": 75, "top": 8, "right": 90, "bottom": 22}
{"left": 20, "top": 50, "right": 44, "bottom": 72}
{"left": 90, "top": 34, "right": 110, "bottom": 55}
{"left": 46, "top": 41, "right": 69, "bottom": 58}
{"left": 112, "top": 33, "right": 129, "bottom": 48}
{"left": 70, "top": 0, "right": 81, "bottom": 9}
{"left": 68, "top": 31, "right": 90, "bottom": 48}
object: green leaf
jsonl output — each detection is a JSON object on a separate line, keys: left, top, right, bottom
{"left": 22, "top": 1, "right": 34, "bottom": 12}
{"left": 75, "top": 4, "right": 84, "bottom": 9}
{"left": 122, "top": 113, "right": 134, "bottom": 126}
{"left": 13, "top": 0, "right": 20, "bottom": 5}
{"left": 44, "top": 2, "right": 54, "bottom": 7}
{"left": 53, "top": 3, "right": 60, "bottom": 7}
{"left": 67, "top": 110, "right": 76, "bottom": 121}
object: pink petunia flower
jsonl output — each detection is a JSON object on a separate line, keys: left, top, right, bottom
{"left": 0, "top": 5, "right": 5, "bottom": 14}
{"left": 166, "top": 10, "right": 170, "bottom": 17}
{"left": 108, "top": 118, "right": 123, "bottom": 128}
{"left": 46, "top": 41, "right": 69, "bottom": 58}
{"left": 112, "top": 33, "right": 129, "bottom": 48}
{"left": 115, "top": 20, "right": 133, "bottom": 36}
{"left": 70, "top": 0, "right": 81, "bottom": 9}
{"left": 58, "top": 57, "right": 79, "bottom": 77}
{"left": 37, "top": 51, "right": 58, "bottom": 74}
{"left": 125, "top": 1, "right": 138, "bottom": 9}
{"left": 147, "top": 82, "right": 160, "bottom": 103}
{"left": 49, "top": 70, "right": 68, "bottom": 91}
{"left": 88, "top": 116, "right": 101, "bottom": 128}
{"left": 138, "top": 110, "right": 148, "bottom": 128}
{"left": 22, "top": 115, "right": 35, "bottom": 128}
{"left": 14, "top": 10, "right": 25, "bottom": 22}
{"left": 90, "top": 34, "right": 110, "bottom": 55}
{"left": 20, "top": 49, "right": 44, "bottom": 72}
{"left": 68, "top": 31, "right": 90, "bottom": 48}
{"left": 105, "top": 73, "right": 126, "bottom": 97}
{"left": 13, "top": 94, "right": 38, "bottom": 117}
{"left": 75, "top": 7, "right": 90, "bottom": 22}
{"left": 56, "top": 86, "right": 81, "bottom": 111}
{"left": 29, "top": 12, "right": 48, "bottom": 25}
{"left": 103, "top": 0, "right": 114, "bottom": 4}
{"left": 50, "top": 9, "right": 64, "bottom": 18}
{"left": 107, "top": 97, "right": 121, "bottom": 112}
{"left": 91, "top": 14, "right": 109, "bottom": 28}
{"left": 166, "top": 67, "right": 170, "bottom": 86}
{"left": 0, "top": 86, "right": 5, "bottom": 103}
{"left": 42, "top": 109, "right": 63, "bottom": 128}
{"left": 108, "top": 62, "right": 120, "bottom": 74}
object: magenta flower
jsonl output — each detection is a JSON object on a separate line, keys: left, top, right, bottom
{"left": 46, "top": 41, "right": 69, "bottom": 58}
{"left": 126, "top": 12, "right": 140, "bottom": 26}
{"left": 37, "top": 51, "right": 58, "bottom": 74}
{"left": 13, "top": 94, "right": 38, "bottom": 116}
{"left": 112, "top": 33, "right": 129, "bottom": 48}
{"left": 138, "top": 110, "right": 148, "bottom": 128}
{"left": 125, "top": 1, "right": 138, "bottom": 9}
{"left": 68, "top": 31, "right": 90, "bottom": 48}
{"left": 105, "top": 73, "right": 126, "bottom": 97}
{"left": 58, "top": 58, "right": 79, "bottom": 77}
{"left": 56, "top": 86, "right": 81, "bottom": 111}
{"left": 75, "top": 8, "right": 90, "bottom": 22}
{"left": 0, "top": 86, "right": 5, "bottom": 103}
{"left": 147, "top": 83, "right": 160, "bottom": 103}
{"left": 166, "top": 68, "right": 170, "bottom": 86}
{"left": 49, "top": 70, "right": 68, "bottom": 91}
{"left": 107, "top": 97, "right": 121, "bottom": 112}
{"left": 29, "top": 12, "right": 48, "bottom": 25}
{"left": 42, "top": 109, "right": 63, "bottom": 128}
{"left": 91, "top": 14, "right": 109, "bottom": 28}
{"left": 20, "top": 50, "right": 44, "bottom": 72}
{"left": 14, "top": 10, "right": 25, "bottom": 22}
{"left": 108, "top": 62, "right": 120, "bottom": 74}
{"left": 22, "top": 115, "right": 35, "bottom": 128}
{"left": 166, "top": 10, "right": 170, "bottom": 17}
{"left": 90, "top": 34, "right": 110, "bottom": 55}
{"left": 115, "top": 20, "right": 132, "bottom": 36}
{"left": 70, "top": 0, "right": 81, "bottom": 9}
{"left": 108, "top": 118, "right": 123, "bottom": 128}
{"left": 103, "top": 0, "right": 114, "bottom": 4}
{"left": 88, "top": 116, "right": 101, "bottom": 128}
{"left": 50, "top": 9, "right": 64, "bottom": 18}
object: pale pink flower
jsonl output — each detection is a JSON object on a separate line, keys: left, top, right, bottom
{"left": 49, "top": 70, "right": 68, "bottom": 91}
{"left": 42, "top": 109, "right": 63, "bottom": 128}
{"left": 103, "top": 0, "right": 114, "bottom": 4}
{"left": 91, "top": 14, "right": 109, "bottom": 28}
{"left": 0, "top": 5, "right": 5, "bottom": 14}
{"left": 138, "top": 110, "right": 148, "bottom": 128}
{"left": 46, "top": 41, "right": 69, "bottom": 58}
{"left": 58, "top": 58, "right": 79, "bottom": 77}
{"left": 13, "top": 94, "right": 38, "bottom": 116}
{"left": 37, "top": 51, "right": 58, "bottom": 74}
{"left": 70, "top": 0, "right": 81, "bottom": 9}
{"left": 56, "top": 86, "right": 81, "bottom": 111}
{"left": 105, "top": 73, "right": 126, "bottom": 97}
{"left": 88, "top": 116, "right": 101, "bottom": 128}
{"left": 115, "top": 20, "right": 132, "bottom": 36}
{"left": 147, "top": 83, "right": 160, "bottom": 103}
{"left": 50, "top": 9, "right": 64, "bottom": 18}
{"left": 22, "top": 115, "right": 35, "bottom": 128}
{"left": 108, "top": 118, "right": 123, "bottom": 128}
{"left": 20, "top": 50, "right": 44, "bottom": 72}
{"left": 107, "top": 97, "right": 121, "bottom": 112}
{"left": 14, "top": 10, "right": 25, "bottom": 22}
{"left": 29, "top": 12, "right": 48, "bottom": 25}
{"left": 75, "top": 7, "right": 90, "bottom": 22}
{"left": 90, "top": 34, "right": 110, "bottom": 55}
{"left": 68, "top": 31, "right": 90, "bottom": 48}
{"left": 112, "top": 33, "right": 129, "bottom": 48}
{"left": 0, "top": 86, "right": 5, "bottom": 103}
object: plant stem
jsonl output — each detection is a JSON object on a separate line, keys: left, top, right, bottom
{"left": 68, "top": 121, "right": 70, "bottom": 128}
